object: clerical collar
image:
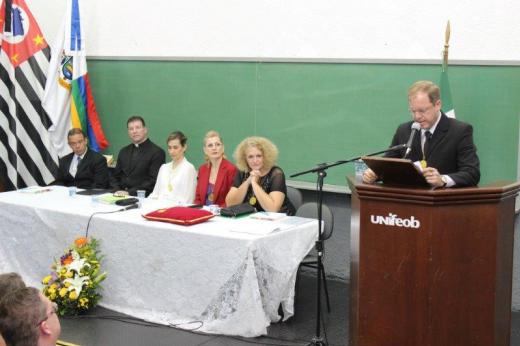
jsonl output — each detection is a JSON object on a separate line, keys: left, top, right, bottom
{"left": 133, "top": 138, "right": 148, "bottom": 148}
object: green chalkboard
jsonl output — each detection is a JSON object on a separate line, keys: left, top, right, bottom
{"left": 88, "top": 60, "right": 519, "bottom": 187}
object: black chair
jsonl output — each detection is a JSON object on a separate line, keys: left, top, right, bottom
{"left": 296, "top": 202, "right": 334, "bottom": 312}
{"left": 286, "top": 186, "right": 303, "bottom": 210}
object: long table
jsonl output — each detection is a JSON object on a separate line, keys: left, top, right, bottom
{"left": 0, "top": 186, "right": 317, "bottom": 337}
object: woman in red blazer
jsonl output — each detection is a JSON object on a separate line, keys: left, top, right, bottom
{"left": 195, "top": 131, "right": 237, "bottom": 207}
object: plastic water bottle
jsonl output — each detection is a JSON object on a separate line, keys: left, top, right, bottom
{"left": 354, "top": 159, "right": 366, "bottom": 181}
{"left": 137, "top": 190, "right": 146, "bottom": 208}
{"left": 209, "top": 204, "right": 221, "bottom": 215}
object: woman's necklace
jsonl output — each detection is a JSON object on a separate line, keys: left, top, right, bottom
{"left": 248, "top": 168, "right": 268, "bottom": 206}
{"left": 168, "top": 160, "right": 181, "bottom": 192}
{"left": 208, "top": 161, "right": 220, "bottom": 202}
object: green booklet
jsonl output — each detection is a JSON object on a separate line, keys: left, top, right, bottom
{"left": 95, "top": 193, "right": 127, "bottom": 205}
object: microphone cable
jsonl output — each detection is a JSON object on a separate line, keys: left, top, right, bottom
{"left": 85, "top": 204, "right": 139, "bottom": 238}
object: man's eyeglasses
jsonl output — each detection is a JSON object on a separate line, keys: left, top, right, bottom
{"left": 409, "top": 105, "right": 435, "bottom": 116}
{"left": 37, "top": 302, "right": 58, "bottom": 326}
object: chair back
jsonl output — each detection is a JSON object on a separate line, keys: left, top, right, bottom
{"left": 296, "top": 202, "right": 334, "bottom": 240}
{"left": 286, "top": 186, "right": 303, "bottom": 210}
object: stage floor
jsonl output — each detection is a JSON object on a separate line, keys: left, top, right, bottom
{"left": 59, "top": 274, "right": 520, "bottom": 346}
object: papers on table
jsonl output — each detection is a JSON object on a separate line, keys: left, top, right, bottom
{"left": 228, "top": 214, "right": 316, "bottom": 235}
{"left": 18, "top": 186, "right": 52, "bottom": 194}
{"left": 249, "top": 212, "right": 287, "bottom": 221}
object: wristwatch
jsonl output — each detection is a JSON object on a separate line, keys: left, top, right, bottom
{"left": 441, "top": 175, "right": 448, "bottom": 187}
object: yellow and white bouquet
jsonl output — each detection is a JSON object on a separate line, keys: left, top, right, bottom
{"left": 42, "top": 237, "right": 107, "bottom": 315}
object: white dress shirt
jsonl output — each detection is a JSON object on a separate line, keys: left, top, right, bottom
{"left": 149, "top": 157, "right": 197, "bottom": 204}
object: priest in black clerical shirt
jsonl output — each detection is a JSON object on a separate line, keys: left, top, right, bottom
{"left": 53, "top": 128, "right": 109, "bottom": 189}
{"left": 110, "top": 115, "right": 166, "bottom": 196}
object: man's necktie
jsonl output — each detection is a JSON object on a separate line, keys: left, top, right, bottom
{"left": 423, "top": 131, "right": 432, "bottom": 158}
{"left": 70, "top": 155, "right": 81, "bottom": 177}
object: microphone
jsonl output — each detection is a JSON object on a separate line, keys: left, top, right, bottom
{"left": 120, "top": 203, "right": 139, "bottom": 211}
{"left": 403, "top": 122, "right": 421, "bottom": 158}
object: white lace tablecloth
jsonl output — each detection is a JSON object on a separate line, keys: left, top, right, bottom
{"left": 0, "top": 187, "right": 317, "bottom": 337}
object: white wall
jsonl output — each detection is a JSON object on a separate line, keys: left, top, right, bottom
{"left": 30, "top": 0, "right": 520, "bottom": 62}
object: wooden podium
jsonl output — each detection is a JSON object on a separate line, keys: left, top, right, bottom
{"left": 348, "top": 177, "right": 520, "bottom": 346}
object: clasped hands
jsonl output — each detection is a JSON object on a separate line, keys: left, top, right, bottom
{"left": 248, "top": 170, "right": 262, "bottom": 185}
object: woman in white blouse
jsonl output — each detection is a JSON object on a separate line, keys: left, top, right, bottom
{"left": 150, "top": 131, "right": 197, "bottom": 204}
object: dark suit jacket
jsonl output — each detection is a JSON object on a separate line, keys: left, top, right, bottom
{"left": 194, "top": 158, "right": 237, "bottom": 207}
{"left": 53, "top": 149, "right": 109, "bottom": 189}
{"left": 109, "top": 138, "right": 165, "bottom": 196}
{"left": 385, "top": 113, "right": 480, "bottom": 187}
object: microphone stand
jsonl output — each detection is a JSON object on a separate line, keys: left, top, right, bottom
{"left": 290, "top": 143, "right": 406, "bottom": 346}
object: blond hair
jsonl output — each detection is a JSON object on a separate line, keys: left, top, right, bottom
{"left": 408, "top": 80, "right": 440, "bottom": 104}
{"left": 203, "top": 130, "right": 226, "bottom": 162}
{"left": 233, "top": 136, "right": 278, "bottom": 172}
{"left": 203, "top": 130, "right": 223, "bottom": 146}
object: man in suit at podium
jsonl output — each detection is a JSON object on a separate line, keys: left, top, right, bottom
{"left": 110, "top": 115, "right": 165, "bottom": 196}
{"left": 53, "top": 128, "right": 109, "bottom": 189}
{"left": 363, "top": 80, "right": 480, "bottom": 187}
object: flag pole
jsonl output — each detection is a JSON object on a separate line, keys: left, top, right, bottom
{"left": 442, "top": 20, "right": 450, "bottom": 72}
{"left": 4, "top": 0, "right": 13, "bottom": 34}
{"left": 440, "top": 20, "right": 455, "bottom": 118}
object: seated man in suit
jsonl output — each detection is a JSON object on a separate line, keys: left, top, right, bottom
{"left": 363, "top": 80, "right": 480, "bottom": 187}
{"left": 110, "top": 115, "right": 166, "bottom": 196}
{"left": 53, "top": 128, "right": 109, "bottom": 189}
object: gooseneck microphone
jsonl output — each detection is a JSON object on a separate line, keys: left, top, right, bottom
{"left": 403, "top": 122, "right": 421, "bottom": 158}
{"left": 121, "top": 203, "right": 139, "bottom": 211}
{"left": 85, "top": 201, "right": 140, "bottom": 238}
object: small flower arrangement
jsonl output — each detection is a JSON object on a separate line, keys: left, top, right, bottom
{"left": 42, "top": 237, "right": 107, "bottom": 315}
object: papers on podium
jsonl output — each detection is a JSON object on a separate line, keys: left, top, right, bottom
{"left": 362, "top": 156, "right": 429, "bottom": 187}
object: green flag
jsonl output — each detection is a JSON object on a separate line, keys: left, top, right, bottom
{"left": 440, "top": 68, "right": 455, "bottom": 118}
